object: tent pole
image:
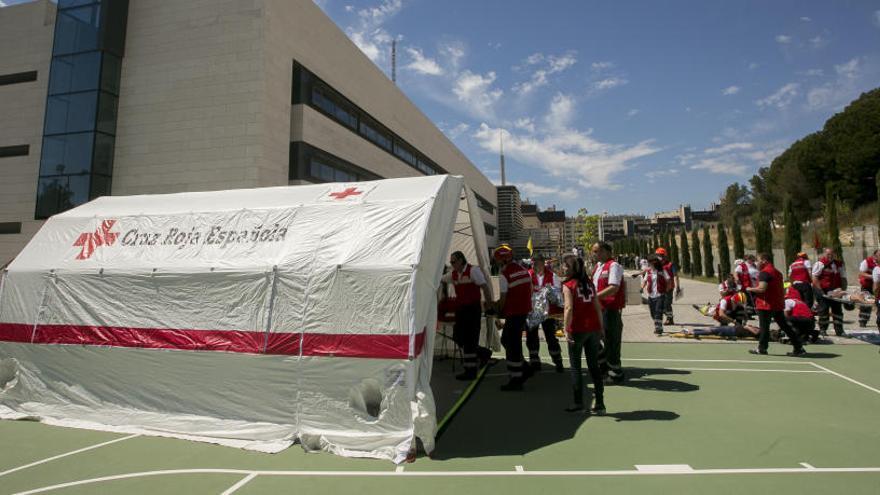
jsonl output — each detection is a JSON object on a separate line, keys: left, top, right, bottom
{"left": 263, "top": 265, "right": 279, "bottom": 353}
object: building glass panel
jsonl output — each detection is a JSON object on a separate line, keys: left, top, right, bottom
{"left": 44, "top": 92, "right": 99, "bottom": 135}
{"left": 53, "top": 5, "right": 102, "bottom": 55}
{"left": 40, "top": 133, "right": 94, "bottom": 176}
{"left": 48, "top": 52, "right": 101, "bottom": 95}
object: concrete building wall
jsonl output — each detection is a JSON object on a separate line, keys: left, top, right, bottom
{"left": 0, "top": 0, "right": 55, "bottom": 263}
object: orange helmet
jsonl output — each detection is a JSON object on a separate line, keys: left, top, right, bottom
{"left": 796, "top": 252, "right": 807, "bottom": 259}
{"left": 493, "top": 244, "right": 514, "bottom": 263}
{"left": 655, "top": 247, "right": 668, "bottom": 256}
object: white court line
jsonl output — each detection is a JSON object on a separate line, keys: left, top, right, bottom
{"left": 220, "top": 472, "right": 258, "bottom": 495}
{"left": 535, "top": 355, "right": 814, "bottom": 365}
{"left": 674, "top": 368, "right": 826, "bottom": 373}
{"left": 396, "top": 466, "right": 405, "bottom": 473}
{"left": 635, "top": 464, "right": 694, "bottom": 473}
{"left": 515, "top": 465, "right": 524, "bottom": 472}
{"left": 0, "top": 434, "right": 139, "bottom": 478}
{"left": 12, "top": 466, "right": 880, "bottom": 493}
{"left": 800, "top": 463, "right": 816, "bottom": 470}
{"left": 808, "top": 362, "right": 880, "bottom": 396}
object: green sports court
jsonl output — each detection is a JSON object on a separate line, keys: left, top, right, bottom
{"left": 2, "top": 341, "right": 878, "bottom": 495}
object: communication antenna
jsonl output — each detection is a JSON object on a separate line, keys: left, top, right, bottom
{"left": 500, "top": 129, "right": 506, "bottom": 186}
{"left": 391, "top": 39, "right": 397, "bottom": 84}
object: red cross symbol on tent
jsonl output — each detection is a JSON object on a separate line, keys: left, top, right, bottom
{"left": 73, "top": 220, "right": 119, "bottom": 260}
{"left": 328, "top": 187, "right": 362, "bottom": 200}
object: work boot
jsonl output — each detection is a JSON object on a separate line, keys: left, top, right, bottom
{"left": 530, "top": 360, "right": 543, "bottom": 372}
{"left": 748, "top": 348, "right": 768, "bottom": 355}
{"left": 554, "top": 360, "right": 564, "bottom": 373}
{"left": 455, "top": 370, "right": 477, "bottom": 381}
{"left": 665, "top": 317, "right": 674, "bottom": 325}
{"left": 591, "top": 400, "right": 606, "bottom": 416}
{"left": 786, "top": 348, "right": 807, "bottom": 357}
{"left": 565, "top": 403, "right": 585, "bottom": 413}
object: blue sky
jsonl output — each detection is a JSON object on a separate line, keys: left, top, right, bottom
{"left": 5, "top": 1, "right": 879, "bottom": 216}
{"left": 316, "top": 0, "right": 880, "bottom": 215}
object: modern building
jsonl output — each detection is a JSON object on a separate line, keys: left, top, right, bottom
{"left": 0, "top": 0, "right": 498, "bottom": 264}
{"left": 496, "top": 185, "right": 523, "bottom": 247}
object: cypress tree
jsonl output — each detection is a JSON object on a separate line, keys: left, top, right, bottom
{"left": 717, "top": 222, "right": 731, "bottom": 277}
{"left": 702, "top": 226, "right": 715, "bottom": 279}
{"left": 670, "top": 231, "right": 680, "bottom": 271}
{"left": 732, "top": 215, "right": 745, "bottom": 260}
{"left": 876, "top": 169, "right": 879, "bottom": 246}
{"left": 691, "top": 228, "right": 703, "bottom": 277}
{"left": 753, "top": 211, "right": 773, "bottom": 263}
{"left": 825, "top": 183, "right": 843, "bottom": 256}
{"left": 783, "top": 195, "right": 801, "bottom": 267}
{"left": 680, "top": 229, "right": 691, "bottom": 275}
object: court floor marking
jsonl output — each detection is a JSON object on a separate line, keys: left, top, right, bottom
{"left": 807, "top": 362, "right": 880, "bottom": 396}
{"left": 0, "top": 434, "right": 139, "bottom": 478}
{"left": 220, "top": 472, "right": 258, "bottom": 495}
{"left": 12, "top": 465, "right": 880, "bottom": 494}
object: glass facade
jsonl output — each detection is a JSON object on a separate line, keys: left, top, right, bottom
{"left": 290, "top": 142, "right": 381, "bottom": 184}
{"left": 36, "top": 0, "right": 128, "bottom": 219}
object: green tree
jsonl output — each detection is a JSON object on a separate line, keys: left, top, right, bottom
{"left": 702, "top": 226, "right": 715, "bottom": 279}
{"left": 753, "top": 211, "right": 774, "bottom": 264}
{"left": 877, "top": 169, "right": 880, "bottom": 243}
{"left": 718, "top": 183, "right": 751, "bottom": 225}
{"left": 783, "top": 195, "right": 801, "bottom": 267}
{"left": 825, "top": 184, "right": 843, "bottom": 256}
{"left": 577, "top": 214, "right": 600, "bottom": 251}
{"left": 691, "top": 229, "right": 703, "bottom": 277}
{"left": 670, "top": 231, "right": 680, "bottom": 270}
{"left": 732, "top": 215, "right": 745, "bottom": 260}
{"left": 717, "top": 222, "right": 731, "bottom": 277}
{"left": 680, "top": 229, "right": 691, "bottom": 275}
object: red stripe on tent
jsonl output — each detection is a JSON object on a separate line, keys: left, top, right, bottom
{"left": 0, "top": 322, "right": 426, "bottom": 359}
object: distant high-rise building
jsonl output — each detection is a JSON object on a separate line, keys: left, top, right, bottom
{"left": 496, "top": 185, "right": 523, "bottom": 247}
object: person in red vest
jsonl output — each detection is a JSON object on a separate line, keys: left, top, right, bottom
{"left": 734, "top": 257, "right": 755, "bottom": 320}
{"left": 642, "top": 254, "right": 671, "bottom": 335}
{"left": 655, "top": 247, "right": 680, "bottom": 325}
{"left": 560, "top": 254, "right": 606, "bottom": 414}
{"left": 443, "top": 251, "right": 493, "bottom": 381}
{"left": 785, "top": 285, "right": 818, "bottom": 344}
{"left": 811, "top": 247, "right": 847, "bottom": 336}
{"left": 873, "top": 259, "right": 880, "bottom": 332}
{"left": 526, "top": 252, "right": 564, "bottom": 373}
{"left": 788, "top": 252, "right": 814, "bottom": 308}
{"left": 857, "top": 249, "right": 880, "bottom": 328}
{"left": 590, "top": 242, "right": 626, "bottom": 383}
{"left": 747, "top": 253, "right": 805, "bottom": 356}
{"left": 493, "top": 244, "right": 533, "bottom": 391}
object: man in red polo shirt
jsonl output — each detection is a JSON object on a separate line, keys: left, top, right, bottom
{"left": 747, "top": 253, "right": 805, "bottom": 356}
{"left": 591, "top": 242, "right": 626, "bottom": 383}
{"left": 493, "top": 245, "right": 533, "bottom": 391}
{"left": 812, "top": 248, "right": 846, "bottom": 336}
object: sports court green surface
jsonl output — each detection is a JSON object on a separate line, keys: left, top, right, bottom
{"left": 2, "top": 342, "right": 879, "bottom": 494}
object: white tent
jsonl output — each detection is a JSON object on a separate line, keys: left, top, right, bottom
{"left": 0, "top": 175, "right": 490, "bottom": 463}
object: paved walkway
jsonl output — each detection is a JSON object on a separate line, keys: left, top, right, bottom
{"left": 620, "top": 274, "right": 873, "bottom": 345}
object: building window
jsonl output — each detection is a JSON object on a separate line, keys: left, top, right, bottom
{"left": 484, "top": 223, "right": 496, "bottom": 237}
{"left": 0, "top": 145, "right": 29, "bottom": 158}
{"left": 0, "top": 71, "right": 38, "bottom": 86}
{"left": 293, "top": 62, "right": 447, "bottom": 177}
{"left": 475, "top": 193, "right": 496, "bottom": 215}
{"left": 37, "top": 0, "right": 128, "bottom": 219}
{"left": 290, "top": 142, "right": 381, "bottom": 184}
{"left": 0, "top": 222, "right": 22, "bottom": 235}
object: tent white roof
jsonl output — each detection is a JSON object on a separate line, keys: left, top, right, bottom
{"left": 0, "top": 175, "right": 491, "bottom": 463}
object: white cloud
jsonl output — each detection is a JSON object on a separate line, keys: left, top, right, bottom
{"left": 403, "top": 47, "right": 443, "bottom": 76}
{"left": 472, "top": 98, "right": 660, "bottom": 190}
{"left": 443, "top": 122, "right": 470, "bottom": 139}
{"left": 756, "top": 82, "right": 799, "bottom": 108}
{"left": 800, "top": 68, "right": 824, "bottom": 77}
{"left": 704, "top": 142, "right": 754, "bottom": 155}
{"left": 453, "top": 70, "right": 503, "bottom": 119}
{"left": 516, "top": 182, "right": 579, "bottom": 200}
{"left": 809, "top": 35, "right": 828, "bottom": 48}
{"left": 627, "top": 109, "right": 640, "bottom": 117}
{"left": 591, "top": 61, "right": 614, "bottom": 71}
{"left": 645, "top": 169, "right": 679, "bottom": 179}
{"left": 806, "top": 57, "right": 865, "bottom": 110}
{"left": 344, "top": 5, "right": 354, "bottom": 12}
{"left": 593, "top": 77, "right": 628, "bottom": 91}
{"left": 775, "top": 34, "right": 793, "bottom": 44}
{"left": 439, "top": 41, "right": 466, "bottom": 71}
{"left": 345, "top": 0, "right": 403, "bottom": 65}
{"left": 690, "top": 158, "right": 750, "bottom": 175}
{"left": 513, "top": 117, "right": 535, "bottom": 133}
{"left": 513, "top": 52, "right": 576, "bottom": 95}
{"left": 874, "top": 10, "right": 880, "bottom": 27}
{"left": 748, "top": 62, "right": 760, "bottom": 70}
{"left": 722, "top": 85, "right": 740, "bottom": 96}
{"left": 487, "top": 41, "right": 502, "bottom": 50}
{"left": 800, "top": 16, "right": 812, "bottom": 22}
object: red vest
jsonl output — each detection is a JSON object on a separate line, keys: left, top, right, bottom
{"left": 437, "top": 298, "right": 457, "bottom": 323}
{"left": 755, "top": 264, "right": 785, "bottom": 311}
{"left": 817, "top": 256, "right": 843, "bottom": 291}
{"left": 594, "top": 259, "right": 626, "bottom": 310}
{"left": 788, "top": 299, "right": 813, "bottom": 319}
{"left": 563, "top": 279, "right": 602, "bottom": 333}
{"left": 737, "top": 262, "right": 752, "bottom": 289}
{"left": 789, "top": 259, "right": 810, "bottom": 284}
{"left": 501, "top": 263, "right": 532, "bottom": 317}
{"left": 529, "top": 268, "right": 562, "bottom": 315}
{"left": 714, "top": 293, "right": 741, "bottom": 319}
{"left": 662, "top": 261, "right": 676, "bottom": 290}
{"left": 451, "top": 264, "right": 482, "bottom": 306}
{"left": 860, "top": 257, "right": 877, "bottom": 290}
{"left": 645, "top": 269, "right": 667, "bottom": 296}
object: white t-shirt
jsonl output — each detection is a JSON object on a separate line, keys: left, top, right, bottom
{"left": 442, "top": 264, "right": 487, "bottom": 286}
{"left": 747, "top": 262, "right": 759, "bottom": 281}
{"left": 873, "top": 265, "right": 880, "bottom": 284}
{"left": 642, "top": 268, "right": 669, "bottom": 298}
{"left": 811, "top": 260, "right": 825, "bottom": 277}
{"left": 859, "top": 259, "right": 872, "bottom": 273}
{"left": 784, "top": 299, "right": 797, "bottom": 312}
{"left": 593, "top": 260, "right": 623, "bottom": 288}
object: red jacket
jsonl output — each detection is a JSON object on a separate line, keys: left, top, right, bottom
{"left": 501, "top": 263, "right": 532, "bottom": 317}
{"left": 755, "top": 263, "right": 785, "bottom": 312}
{"left": 594, "top": 259, "right": 626, "bottom": 310}
{"left": 816, "top": 256, "right": 843, "bottom": 291}
{"left": 859, "top": 257, "right": 877, "bottom": 291}
{"left": 789, "top": 259, "right": 811, "bottom": 285}
{"left": 451, "top": 264, "right": 482, "bottom": 306}
{"left": 563, "top": 279, "right": 602, "bottom": 333}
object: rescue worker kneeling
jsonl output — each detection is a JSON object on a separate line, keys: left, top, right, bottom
{"left": 493, "top": 245, "right": 533, "bottom": 391}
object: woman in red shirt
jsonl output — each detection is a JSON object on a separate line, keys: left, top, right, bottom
{"left": 562, "top": 254, "right": 606, "bottom": 414}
